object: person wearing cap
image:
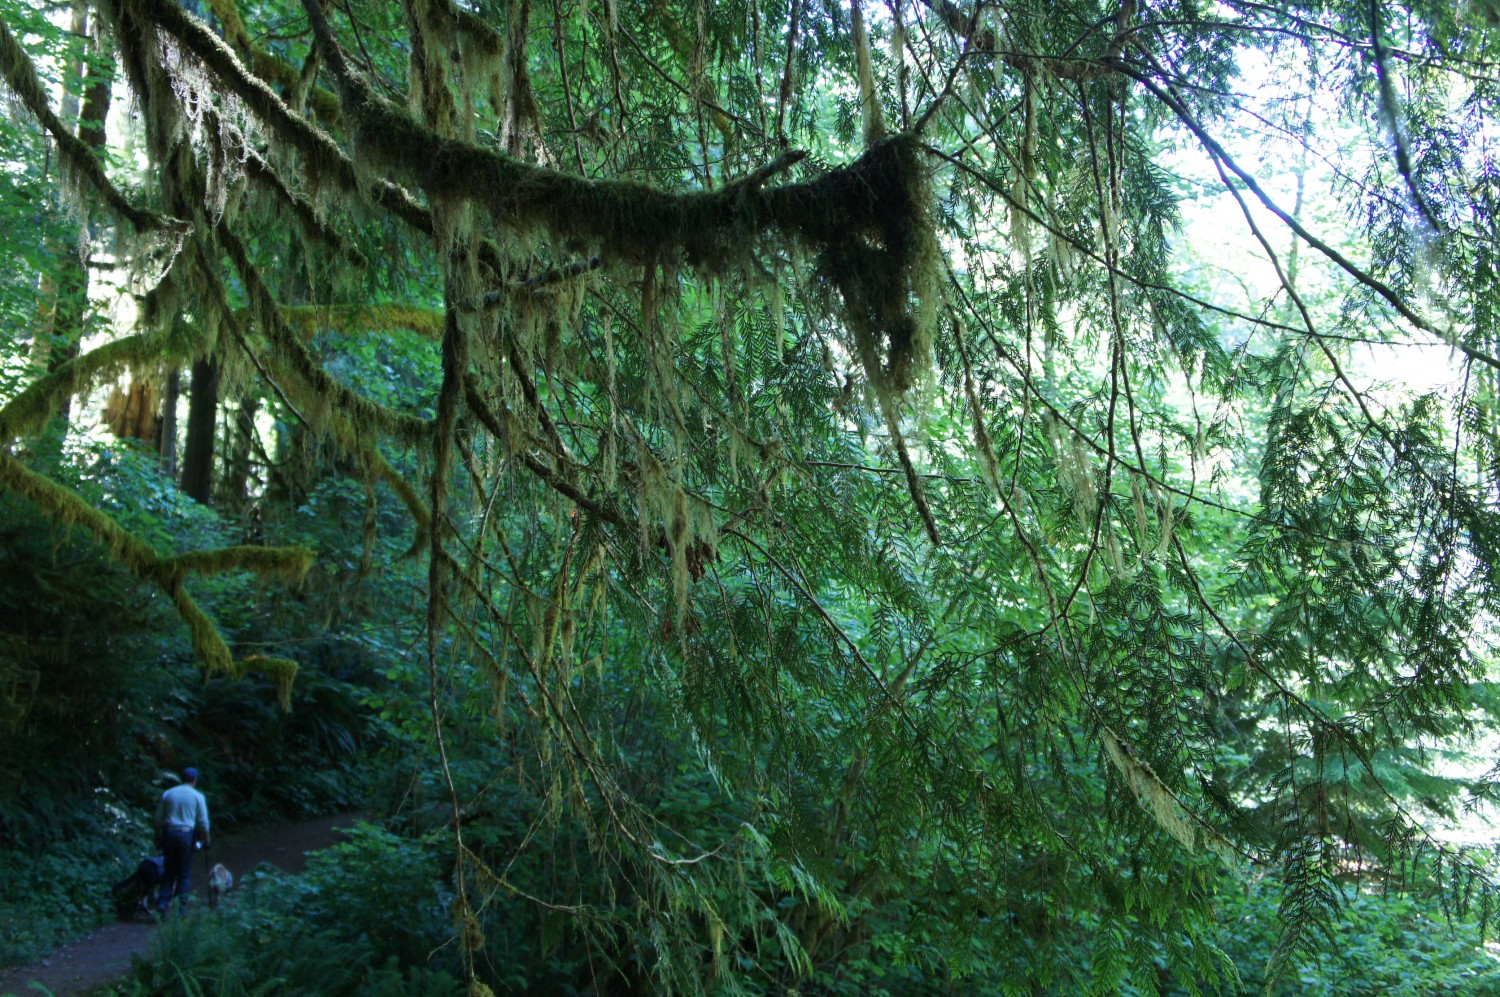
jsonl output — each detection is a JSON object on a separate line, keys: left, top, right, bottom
{"left": 154, "top": 767, "right": 210, "bottom": 914}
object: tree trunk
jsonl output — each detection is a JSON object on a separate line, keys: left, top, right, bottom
{"left": 181, "top": 357, "right": 219, "bottom": 504}
{"left": 35, "top": 0, "right": 113, "bottom": 427}
{"left": 157, "top": 367, "right": 180, "bottom": 476}
{"left": 221, "top": 395, "right": 260, "bottom": 509}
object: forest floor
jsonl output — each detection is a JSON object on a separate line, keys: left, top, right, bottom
{"left": 0, "top": 812, "right": 363, "bottom": 997}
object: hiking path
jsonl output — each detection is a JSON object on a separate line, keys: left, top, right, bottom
{"left": 0, "top": 812, "right": 362, "bottom": 997}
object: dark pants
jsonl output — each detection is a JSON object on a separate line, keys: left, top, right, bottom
{"left": 157, "top": 826, "right": 195, "bottom": 913}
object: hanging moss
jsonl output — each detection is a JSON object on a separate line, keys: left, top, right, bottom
{"left": 1100, "top": 726, "right": 1235, "bottom": 862}
{"left": 240, "top": 655, "right": 298, "bottom": 711}
{"left": 302, "top": 0, "right": 940, "bottom": 395}
{"left": 167, "top": 582, "right": 237, "bottom": 677}
{"left": 0, "top": 12, "right": 185, "bottom": 235}
{"left": 242, "top": 152, "right": 367, "bottom": 270}
{"left": 132, "top": 0, "right": 435, "bottom": 238}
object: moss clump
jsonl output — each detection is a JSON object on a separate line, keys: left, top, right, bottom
{"left": 274, "top": 304, "right": 444, "bottom": 340}
{"left": 765, "top": 136, "right": 939, "bottom": 394}
{"left": 241, "top": 655, "right": 298, "bottom": 711}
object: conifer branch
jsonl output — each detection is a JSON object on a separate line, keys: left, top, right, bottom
{"left": 1120, "top": 60, "right": 1500, "bottom": 374}
{"left": 0, "top": 12, "right": 187, "bottom": 234}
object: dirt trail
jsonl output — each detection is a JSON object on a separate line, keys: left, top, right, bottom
{"left": 0, "top": 812, "right": 364, "bottom": 997}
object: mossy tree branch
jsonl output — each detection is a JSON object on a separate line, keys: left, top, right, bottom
{"left": 214, "top": 224, "right": 433, "bottom": 445}
{"left": 0, "top": 452, "right": 313, "bottom": 679}
{"left": 305, "top": 0, "right": 941, "bottom": 392}
{"left": 272, "top": 303, "right": 445, "bottom": 339}
{"left": 0, "top": 11, "right": 186, "bottom": 234}
{"left": 202, "top": 0, "right": 343, "bottom": 125}
{"left": 126, "top": 0, "right": 433, "bottom": 236}
{"left": 0, "top": 330, "right": 193, "bottom": 439}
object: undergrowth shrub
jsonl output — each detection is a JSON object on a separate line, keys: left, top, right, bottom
{"left": 270, "top": 821, "right": 454, "bottom": 968}
{"left": 112, "top": 823, "right": 461, "bottom": 996}
{"left": 0, "top": 834, "right": 120, "bottom": 966}
{"left": 121, "top": 914, "right": 462, "bottom": 997}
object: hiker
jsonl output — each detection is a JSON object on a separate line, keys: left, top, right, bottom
{"left": 155, "top": 767, "right": 210, "bottom": 914}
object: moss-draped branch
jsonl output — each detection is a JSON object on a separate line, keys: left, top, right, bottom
{"left": 0, "top": 330, "right": 195, "bottom": 440}
{"left": 0, "top": 452, "right": 313, "bottom": 684}
{"left": 300, "top": 0, "right": 940, "bottom": 392}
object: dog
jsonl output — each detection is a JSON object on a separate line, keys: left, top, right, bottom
{"left": 111, "top": 855, "right": 164, "bottom": 920}
{"left": 208, "top": 862, "right": 234, "bottom": 909}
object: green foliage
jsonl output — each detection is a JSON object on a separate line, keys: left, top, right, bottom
{"left": 119, "top": 912, "right": 461, "bottom": 997}
{"left": 1215, "top": 879, "right": 1500, "bottom": 997}
{"left": 270, "top": 823, "right": 455, "bottom": 966}
{"left": 113, "top": 826, "right": 462, "bottom": 997}
{"left": 7, "top": 0, "right": 1500, "bottom": 991}
{"left": 0, "top": 827, "right": 128, "bottom": 967}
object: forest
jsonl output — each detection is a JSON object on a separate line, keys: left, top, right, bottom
{"left": 3, "top": 0, "right": 1500, "bottom": 992}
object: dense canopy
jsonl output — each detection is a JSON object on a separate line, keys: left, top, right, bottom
{"left": 5, "top": 0, "right": 1500, "bottom": 990}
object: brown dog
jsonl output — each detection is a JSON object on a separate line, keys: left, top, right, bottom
{"left": 208, "top": 863, "right": 233, "bottom": 909}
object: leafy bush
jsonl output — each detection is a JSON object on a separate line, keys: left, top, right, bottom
{"left": 0, "top": 831, "right": 123, "bottom": 966}
{"left": 119, "top": 913, "right": 462, "bottom": 997}
{"left": 269, "top": 821, "right": 455, "bottom": 968}
{"left": 112, "top": 824, "right": 461, "bottom": 996}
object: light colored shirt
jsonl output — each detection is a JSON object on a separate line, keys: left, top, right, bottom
{"left": 156, "top": 783, "right": 209, "bottom": 834}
